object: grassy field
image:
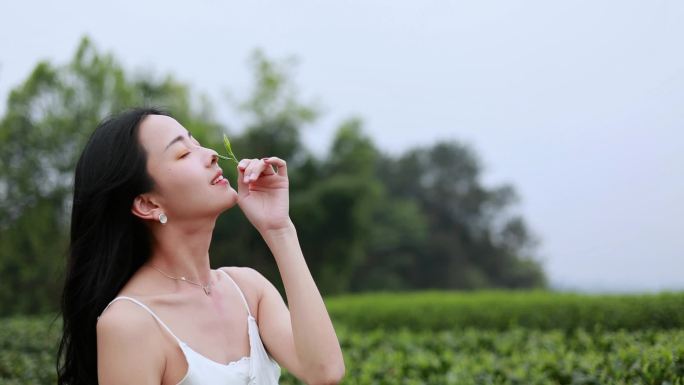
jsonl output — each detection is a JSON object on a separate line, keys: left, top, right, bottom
{"left": 2, "top": 291, "right": 683, "bottom": 384}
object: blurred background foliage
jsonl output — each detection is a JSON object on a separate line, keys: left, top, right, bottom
{"left": 0, "top": 36, "right": 545, "bottom": 317}
{"left": 3, "top": 34, "right": 683, "bottom": 385}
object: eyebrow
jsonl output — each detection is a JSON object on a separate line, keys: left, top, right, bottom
{"left": 164, "top": 130, "right": 193, "bottom": 152}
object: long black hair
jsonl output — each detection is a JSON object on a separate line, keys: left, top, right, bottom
{"left": 57, "top": 107, "right": 170, "bottom": 385}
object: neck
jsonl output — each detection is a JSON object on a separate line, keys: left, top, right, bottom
{"left": 146, "top": 219, "right": 215, "bottom": 284}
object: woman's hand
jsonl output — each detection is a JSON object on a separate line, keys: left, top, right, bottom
{"left": 236, "top": 157, "right": 291, "bottom": 233}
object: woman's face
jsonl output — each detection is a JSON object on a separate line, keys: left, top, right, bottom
{"left": 135, "top": 114, "right": 238, "bottom": 223}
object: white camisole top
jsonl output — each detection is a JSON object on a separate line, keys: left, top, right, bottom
{"left": 98, "top": 268, "right": 281, "bottom": 385}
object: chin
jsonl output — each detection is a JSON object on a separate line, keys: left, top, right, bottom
{"left": 205, "top": 184, "right": 238, "bottom": 214}
{"left": 221, "top": 188, "right": 239, "bottom": 208}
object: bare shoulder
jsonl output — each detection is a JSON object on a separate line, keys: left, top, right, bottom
{"left": 218, "top": 266, "right": 279, "bottom": 318}
{"left": 97, "top": 298, "right": 149, "bottom": 326}
{"left": 96, "top": 300, "right": 165, "bottom": 383}
{"left": 218, "top": 266, "right": 270, "bottom": 294}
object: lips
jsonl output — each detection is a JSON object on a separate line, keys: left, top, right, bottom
{"left": 211, "top": 170, "right": 224, "bottom": 185}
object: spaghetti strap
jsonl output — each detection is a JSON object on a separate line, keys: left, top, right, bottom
{"left": 218, "top": 268, "right": 253, "bottom": 318}
{"left": 98, "top": 296, "right": 183, "bottom": 345}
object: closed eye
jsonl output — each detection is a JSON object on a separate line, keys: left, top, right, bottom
{"left": 179, "top": 140, "right": 201, "bottom": 159}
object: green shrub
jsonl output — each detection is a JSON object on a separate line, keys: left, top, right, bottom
{"left": 3, "top": 291, "right": 684, "bottom": 384}
{"left": 325, "top": 290, "right": 684, "bottom": 331}
{"left": 0, "top": 314, "right": 60, "bottom": 384}
{"left": 294, "top": 326, "right": 684, "bottom": 385}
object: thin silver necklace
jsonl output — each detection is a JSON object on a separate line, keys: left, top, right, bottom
{"left": 148, "top": 264, "right": 213, "bottom": 295}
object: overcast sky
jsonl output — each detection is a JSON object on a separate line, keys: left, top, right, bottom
{"left": 2, "top": 1, "right": 682, "bottom": 292}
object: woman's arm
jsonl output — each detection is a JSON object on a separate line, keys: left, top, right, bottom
{"left": 256, "top": 221, "right": 345, "bottom": 385}
{"left": 233, "top": 156, "right": 344, "bottom": 384}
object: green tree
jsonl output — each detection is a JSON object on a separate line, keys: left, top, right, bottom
{"left": 332, "top": 121, "right": 429, "bottom": 292}
{"left": 0, "top": 35, "right": 547, "bottom": 316}
{"left": 0, "top": 36, "right": 221, "bottom": 315}
{"left": 207, "top": 49, "right": 325, "bottom": 291}
{"left": 378, "top": 142, "right": 547, "bottom": 289}
{"left": 291, "top": 118, "right": 385, "bottom": 293}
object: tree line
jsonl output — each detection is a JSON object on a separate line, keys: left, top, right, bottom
{"left": 0, "top": 36, "right": 546, "bottom": 316}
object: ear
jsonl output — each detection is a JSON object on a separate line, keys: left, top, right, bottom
{"left": 131, "top": 193, "right": 162, "bottom": 222}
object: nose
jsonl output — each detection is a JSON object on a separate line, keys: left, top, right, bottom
{"left": 203, "top": 146, "right": 219, "bottom": 166}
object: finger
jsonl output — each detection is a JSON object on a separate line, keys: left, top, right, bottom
{"left": 251, "top": 159, "right": 276, "bottom": 179}
{"left": 242, "top": 158, "right": 260, "bottom": 183}
{"left": 236, "top": 160, "right": 250, "bottom": 195}
{"left": 263, "top": 157, "right": 287, "bottom": 177}
{"left": 237, "top": 159, "right": 251, "bottom": 190}
{"left": 243, "top": 158, "right": 275, "bottom": 183}
{"left": 260, "top": 157, "right": 276, "bottom": 175}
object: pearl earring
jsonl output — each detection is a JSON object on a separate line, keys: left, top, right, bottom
{"left": 158, "top": 213, "right": 167, "bottom": 224}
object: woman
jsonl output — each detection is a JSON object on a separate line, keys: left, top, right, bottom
{"left": 56, "top": 107, "right": 345, "bottom": 385}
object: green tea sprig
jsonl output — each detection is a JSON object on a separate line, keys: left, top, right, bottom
{"left": 216, "top": 133, "right": 239, "bottom": 165}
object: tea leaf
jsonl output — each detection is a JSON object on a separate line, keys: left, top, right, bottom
{"left": 221, "top": 133, "right": 239, "bottom": 164}
{"left": 223, "top": 134, "right": 236, "bottom": 157}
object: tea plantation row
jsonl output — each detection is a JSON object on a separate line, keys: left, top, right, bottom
{"left": 2, "top": 291, "right": 683, "bottom": 384}
{"left": 324, "top": 290, "right": 684, "bottom": 331}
